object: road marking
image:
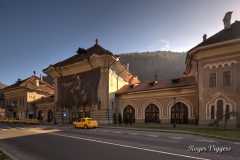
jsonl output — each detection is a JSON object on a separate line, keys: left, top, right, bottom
{"left": 113, "top": 132, "right": 121, "bottom": 134}
{"left": 195, "top": 139, "right": 214, "bottom": 142}
{"left": 233, "top": 143, "right": 240, "bottom": 145}
{"left": 128, "top": 133, "right": 138, "bottom": 135}
{"left": 2, "top": 129, "right": 7, "bottom": 130}
{"left": 90, "top": 130, "right": 96, "bottom": 131}
{"left": 146, "top": 134, "right": 158, "bottom": 137}
{"left": 169, "top": 137, "right": 183, "bottom": 139}
{"left": 45, "top": 132, "right": 209, "bottom": 160}
{"left": 100, "top": 131, "right": 108, "bottom": 132}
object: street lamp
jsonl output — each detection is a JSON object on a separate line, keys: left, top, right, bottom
{"left": 173, "top": 97, "right": 176, "bottom": 127}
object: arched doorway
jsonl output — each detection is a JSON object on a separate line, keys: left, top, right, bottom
{"left": 48, "top": 110, "right": 53, "bottom": 122}
{"left": 171, "top": 102, "right": 188, "bottom": 124}
{"left": 145, "top": 104, "right": 159, "bottom": 123}
{"left": 38, "top": 110, "right": 43, "bottom": 120}
{"left": 123, "top": 105, "right": 135, "bottom": 123}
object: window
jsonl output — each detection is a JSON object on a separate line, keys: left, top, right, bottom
{"left": 48, "top": 110, "right": 53, "bottom": 122}
{"left": 98, "top": 101, "right": 101, "bottom": 110}
{"left": 123, "top": 105, "right": 135, "bottom": 122}
{"left": 223, "top": 71, "right": 231, "bottom": 86}
{"left": 209, "top": 73, "right": 216, "bottom": 88}
{"left": 217, "top": 100, "right": 223, "bottom": 119}
{"left": 211, "top": 105, "right": 214, "bottom": 119}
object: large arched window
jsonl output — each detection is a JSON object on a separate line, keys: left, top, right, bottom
{"left": 217, "top": 100, "right": 223, "bottom": 119}
{"left": 211, "top": 105, "right": 214, "bottom": 119}
{"left": 123, "top": 105, "right": 135, "bottom": 122}
{"left": 145, "top": 104, "right": 159, "bottom": 123}
{"left": 48, "top": 110, "right": 53, "bottom": 122}
{"left": 171, "top": 102, "right": 188, "bottom": 124}
{"left": 38, "top": 110, "right": 43, "bottom": 120}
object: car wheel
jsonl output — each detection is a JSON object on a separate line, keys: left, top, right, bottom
{"left": 84, "top": 125, "right": 88, "bottom": 129}
{"left": 73, "top": 124, "right": 76, "bottom": 128}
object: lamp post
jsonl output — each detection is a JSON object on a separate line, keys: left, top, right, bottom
{"left": 173, "top": 97, "right": 176, "bottom": 127}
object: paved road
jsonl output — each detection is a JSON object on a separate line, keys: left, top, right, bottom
{"left": 0, "top": 123, "right": 239, "bottom": 160}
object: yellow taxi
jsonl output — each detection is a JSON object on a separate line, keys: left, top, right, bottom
{"left": 3, "top": 118, "right": 9, "bottom": 123}
{"left": 0, "top": 118, "right": 4, "bottom": 123}
{"left": 18, "top": 119, "right": 26, "bottom": 124}
{"left": 25, "top": 119, "right": 40, "bottom": 125}
{"left": 73, "top": 117, "right": 98, "bottom": 129}
{"left": 8, "top": 118, "right": 19, "bottom": 124}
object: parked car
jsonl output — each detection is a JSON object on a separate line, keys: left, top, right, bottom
{"left": 0, "top": 118, "right": 4, "bottom": 123}
{"left": 25, "top": 119, "right": 40, "bottom": 125}
{"left": 8, "top": 118, "right": 19, "bottom": 124}
{"left": 73, "top": 117, "right": 98, "bottom": 129}
{"left": 3, "top": 118, "right": 9, "bottom": 123}
{"left": 18, "top": 119, "right": 26, "bottom": 124}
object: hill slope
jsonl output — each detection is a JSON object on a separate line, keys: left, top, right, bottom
{"left": 119, "top": 51, "right": 187, "bottom": 82}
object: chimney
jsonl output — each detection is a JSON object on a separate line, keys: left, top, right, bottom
{"left": 17, "top": 78, "right": 21, "bottom": 82}
{"left": 40, "top": 74, "right": 43, "bottom": 81}
{"left": 223, "top": 11, "right": 233, "bottom": 29}
{"left": 203, "top": 34, "right": 207, "bottom": 42}
{"left": 154, "top": 74, "right": 158, "bottom": 84}
{"left": 125, "top": 62, "right": 129, "bottom": 71}
{"left": 33, "top": 70, "right": 36, "bottom": 76}
{"left": 36, "top": 79, "right": 39, "bottom": 87}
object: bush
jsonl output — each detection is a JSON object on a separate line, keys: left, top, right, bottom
{"left": 129, "top": 113, "right": 133, "bottom": 125}
{"left": 123, "top": 113, "right": 128, "bottom": 125}
{"left": 118, "top": 113, "right": 122, "bottom": 125}
{"left": 113, "top": 113, "right": 117, "bottom": 125}
{"left": 156, "top": 119, "right": 161, "bottom": 128}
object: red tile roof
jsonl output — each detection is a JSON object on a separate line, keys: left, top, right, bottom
{"left": 115, "top": 76, "right": 196, "bottom": 95}
{"left": 43, "top": 41, "right": 114, "bottom": 70}
{"left": 0, "top": 76, "right": 54, "bottom": 94}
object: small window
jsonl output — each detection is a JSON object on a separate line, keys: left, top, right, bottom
{"left": 223, "top": 71, "right": 231, "bottom": 86}
{"left": 226, "top": 105, "right": 230, "bottom": 119}
{"left": 209, "top": 73, "right": 216, "bottom": 88}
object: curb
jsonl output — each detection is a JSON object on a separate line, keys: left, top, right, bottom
{"left": 0, "top": 147, "right": 19, "bottom": 160}
{"left": 97, "top": 126, "right": 240, "bottom": 142}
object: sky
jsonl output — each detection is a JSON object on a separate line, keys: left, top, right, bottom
{"left": 0, "top": 0, "right": 240, "bottom": 85}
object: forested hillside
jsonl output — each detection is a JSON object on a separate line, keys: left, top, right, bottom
{"left": 119, "top": 51, "right": 187, "bottom": 82}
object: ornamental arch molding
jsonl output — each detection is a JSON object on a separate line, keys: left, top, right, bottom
{"left": 204, "top": 60, "right": 238, "bottom": 69}
{"left": 120, "top": 101, "right": 138, "bottom": 117}
{"left": 141, "top": 99, "right": 163, "bottom": 119}
{"left": 206, "top": 95, "right": 236, "bottom": 119}
{"left": 166, "top": 98, "right": 194, "bottom": 119}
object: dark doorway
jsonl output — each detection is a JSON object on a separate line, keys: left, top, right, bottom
{"left": 38, "top": 110, "right": 43, "bottom": 120}
{"left": 145, "top": 104, "right": 159, "bottom": 123}
{"left": 171, "top": 102, "right": 188, "bottom": 124}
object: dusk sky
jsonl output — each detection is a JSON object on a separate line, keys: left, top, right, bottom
{"left": 0, "top": 0, "right": 240, "bottom": 85}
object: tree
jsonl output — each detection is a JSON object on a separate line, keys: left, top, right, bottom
{"left": 123, "top": 113, "right": 128, "bottom": 125}
{"left": 113, "top": 113, "right": 117, "bottom": 125}
{"left": 118, "top": 113, "right": 122, "bottom": 126}
{"left": 156, "top": 119, "right": 161, "bottom": 128}
{"left": 129, "top": 113, "right": 133, "bottom": 125}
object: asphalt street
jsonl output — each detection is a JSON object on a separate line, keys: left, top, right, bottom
{"left": 0, "top": 123, "right": 239, "bottom": 160}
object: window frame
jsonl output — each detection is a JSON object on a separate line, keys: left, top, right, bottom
{"left": 209, "top": 72, "right": 216, "bottom": 88}
{"left": 223, "top": 71, "right": 231, "bottom": 86}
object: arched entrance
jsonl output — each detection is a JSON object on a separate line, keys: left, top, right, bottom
{"left": 171, "top": 102, "right": 188, "bottom": 124}
{"left": 48, "top": 110, "right": 53, "bottom": 122}
{"left": 38, "top": 110, "right": 43, "bottom": 120}
{"left": 123, "top": 105, "right": 135, "bottom": 123}
{"left": 145, "top": 104, "right": 159, "bottom": 123}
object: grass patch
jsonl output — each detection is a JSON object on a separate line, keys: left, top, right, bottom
{"left": 0, "top": 150, "right": 11, "bottom": 160}
{"left": 106, "top": 125, "right": 240, "bottom": 140}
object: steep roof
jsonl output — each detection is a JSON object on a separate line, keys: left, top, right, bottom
{"left": 116, "top": 76, "right": 196, "bottom": 95}
{"left": 31, "top": 95, "right": 54, "bottom": 104}
{"left": 0, "top": 76, "right": 54, "bottom": 94}
{"left": 188, "top": 20, "right": 240, "bottom": 54}
{"left": 43, "top": 39, "right": 114, "bottom": 70}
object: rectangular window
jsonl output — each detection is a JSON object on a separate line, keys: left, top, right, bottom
{"left": 209, "top": 73, "right": 216, "bottom": 88}
{"left": 223, "top": 71, "right": 231, "bottom": 86}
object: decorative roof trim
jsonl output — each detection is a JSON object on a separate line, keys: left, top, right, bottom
{"left": 204, "top": 60, "right": 238, "bottom": 69}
